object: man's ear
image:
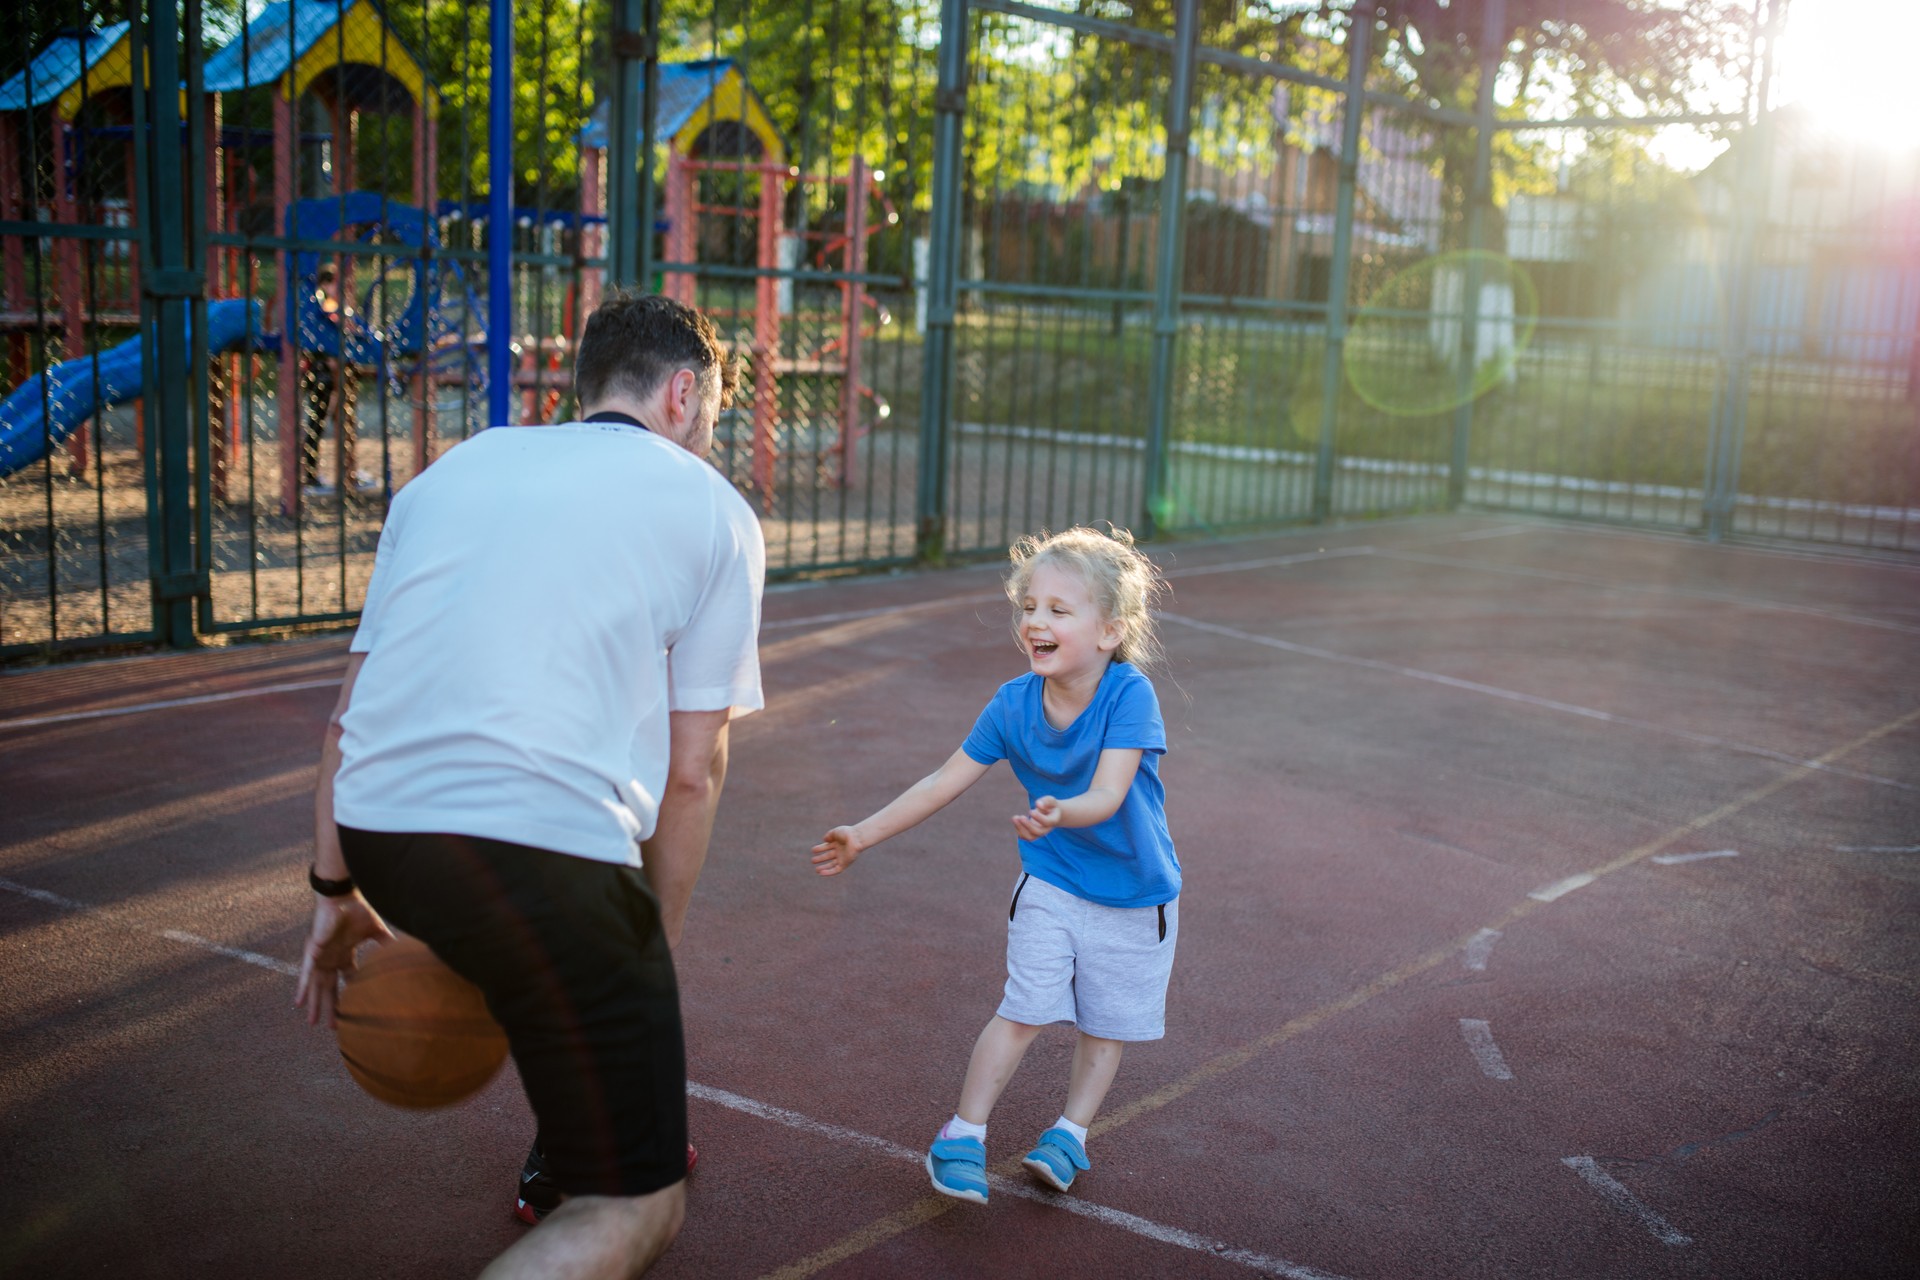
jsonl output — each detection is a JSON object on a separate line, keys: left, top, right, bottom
{"left": 669, "top": 367, "right": 698, "bottom": 422}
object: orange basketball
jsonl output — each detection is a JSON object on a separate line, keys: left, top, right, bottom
{"left": 336, "top": 936, "right": 509, "bottom": 1109}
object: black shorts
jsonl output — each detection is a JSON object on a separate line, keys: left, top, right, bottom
{"left": 338, "top": 827, "right": 688, "bottom": 1197}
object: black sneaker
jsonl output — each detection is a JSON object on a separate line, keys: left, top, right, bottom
{"left": 515, "top": 1142, "right": 562, "bottom": 1225}
{"left": 514, "top": 1138, "right": 700, "bottom": 1224}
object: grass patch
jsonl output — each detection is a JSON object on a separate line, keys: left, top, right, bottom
{"left": 865, "top": 306, "right": 1917, "bottom": 507}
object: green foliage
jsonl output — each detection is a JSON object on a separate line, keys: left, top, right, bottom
{"left": 660, "top": 0, "right": 939, "bottom": 209}
{"left": 1052, "top": 1, "right": 1753, "bottom": 247}
{"left": 382, "top": 0, "right": 606, "bottom": 204}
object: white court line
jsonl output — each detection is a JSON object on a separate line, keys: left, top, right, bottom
{"left": 763, "top": 590, "right": 1003, "bottom": 632}
{"left": 1462, "top": 928, "right": 1502, "bottom": 972}
{"left": 1833, "top": 844, "right": 1920, "bottom": 854}
{"left": 762, "top": 515, "right": 1482, "bottom": 636}
{"left": 2, "top": 871, "right": 1348, "bottom": 1280}
{"left": 1650, "top": 850, "right": 1741, "bottom": 865}
{"left": 1373, "top": 548, "right": 1920, "bottom": 637}
{"left": 1528, "top": 873, "right": 1597, "bottom": 903}
{"left": 158, "top": 930, "right": 299, "bottom": 976}
{"left": 1160, "top": 545, "right": 1376, "bottom": 581}
{"left": 1157, "top": 612, "right": 1916, "bottom": 794}
{"left": 0, "top": 878, "right": 298, "bottom": 976}
{"left": 1458, "top": 1019, "right": 1515, "bottom": 1081}
{"left": 0, "top": 677, "right": 343, "bottom": 732}
{"left": 1521, "top": 517, "right": 1920, "bottom": 574}
{"left": 0, "top": 877, "right": 88, "bottom": 911}
{"left": 1442, "top": 525, "right": 1536, "bottom": 543}
{"left": 760, "top": 547, "right": 1380, "bottom": 631}
{"left": 1561, "top": 1156, "right": 1693, "bottom": 1246}
{"left": 688, "top": 1083, "right": 1354, "bottom": 1280}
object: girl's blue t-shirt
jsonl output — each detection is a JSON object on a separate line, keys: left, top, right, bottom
{"left": 962, "top": 661, "right": 1180, "bottom": 909}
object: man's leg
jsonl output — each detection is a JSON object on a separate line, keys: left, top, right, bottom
{"left": 482, "top": 1186, "right": 685, "bottom": 1280}
{"left": 338, "top": 363, "right": 363, "bottom": 486}
{"left": 339, "top": 830, "right": 691, "bottom": 1274}
{"left": 299, "top": 362, "right": 331, "bottom": 486}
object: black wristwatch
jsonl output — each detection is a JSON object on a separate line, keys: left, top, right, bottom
{"left": 308, "top": 865, "right": 356, "bottom": 897}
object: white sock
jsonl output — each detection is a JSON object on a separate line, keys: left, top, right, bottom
{"left": 942, "top": 1114, "right": 987, "bottom": 1142}
{"left": 1053, "top": 1115, "right": 1089, "bottom": 1145}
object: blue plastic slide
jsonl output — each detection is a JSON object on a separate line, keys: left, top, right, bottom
{"left": 0, "top": 299, "right": 266, "bottom": 479}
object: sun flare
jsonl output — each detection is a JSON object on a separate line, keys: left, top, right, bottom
{"left": 1774, "top": 0, "right": 1920, "bottom": 149}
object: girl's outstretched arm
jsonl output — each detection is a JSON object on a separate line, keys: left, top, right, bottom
{"left": 1012, "top": 747, "right": 1143, "bottom": 841}
{"left": 812, "top": 747, "right": 992, "bottom": 875}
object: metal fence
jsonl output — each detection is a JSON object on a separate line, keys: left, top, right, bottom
{"left": 3, "top": 0, "right": 1915, "bottom": 659}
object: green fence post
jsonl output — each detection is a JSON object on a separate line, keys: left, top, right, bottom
{"left": 915, "top": 0, "right": 969, "bottom": 564}
{"left": 1142, "top": 0, "right": 1197, "bottom": 539}
{"left": 1705, "top": 1, "right": 1778, "bottom": 542}
{"left": 1448, "top": 0, "right": 1504, "bottom": 511}
{"left": 637, "top": 0, "right": 661, "bottom": 289}
{"left": 184, "top": 0, "right": 213, "bottom": 640}
{"left": 139, "top": 0, "right": 208, "bottom": 648}
{"left": 1312, "top": 12, "right": 1371, "bottom": 524}
{"left": 605, "top": 0, "right": 649, "bottom": 289}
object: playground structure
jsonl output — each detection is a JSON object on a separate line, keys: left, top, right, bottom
{"left": 0, "top": 22, "right": 144, "bottom": 478}
{"left": 1, "top": 20, "right": 892, "bottom": 514}
{"left": 0, "top": 0, "right": 444, "bottom": 512}
{"left": 580, "top": 58, "right": 896, "bottom": 499}
{"left": 201, "top": 0, "right": 441, "bottom": 514}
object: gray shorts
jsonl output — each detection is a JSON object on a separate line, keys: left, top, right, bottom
{"left": 997, "top": 872, "right": 1179, "bottom": 1042}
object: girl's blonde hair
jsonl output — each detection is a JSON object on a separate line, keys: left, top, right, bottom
{"left": 1005, "top": 525, "right": 1167, "bottom": 672}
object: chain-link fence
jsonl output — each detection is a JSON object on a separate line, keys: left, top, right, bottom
{"left": 3, "top": 0, "right": 1914, "bottom": 658}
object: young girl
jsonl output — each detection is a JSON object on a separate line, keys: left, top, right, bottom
{"left": 813, "top": 525, "right": 1180, "bottom": 1204}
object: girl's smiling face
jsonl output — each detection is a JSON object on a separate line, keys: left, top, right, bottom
{"left": 1020, "top": 560, "right": 1122, "bottom": 681}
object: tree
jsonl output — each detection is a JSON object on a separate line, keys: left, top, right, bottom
{"left": 378, "top": 0, "right": 604, "bottom": 205}
{"left": 1071, "top": 0, "right": 1754, "bottom": 244}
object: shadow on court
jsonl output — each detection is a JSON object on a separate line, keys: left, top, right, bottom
{"left": 2, "top": 513, "right": 1916, "bottom": 1279}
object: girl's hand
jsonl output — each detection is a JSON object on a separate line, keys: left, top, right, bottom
{"left": 811, "top": 826, "right": 866, "bottom": 876}
{"left": 1012, "top": 796, "right": 1062, "bottom": 842}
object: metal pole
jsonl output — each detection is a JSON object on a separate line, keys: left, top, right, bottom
{"left": 606, "top": 0, "right": 644, "bottom": 287}
{"left": 1705, "top": 0, "right": 1778, "bottom": 541}
{"left": 915, "top": 0, "right": 969, "bottom": 563}
{"left": 1142, "top": 0, "right": 1198, "bottom": 538}
{"left": 1448, "top": 0, "right": 1504, "bottom": 510}
{"left": 604, "top": 0, "right": 660, "bottom": 289}
{"left": 488, "top": 0, "right": 514, "bottom": 426}
{"left": 142, "top": 0, "right": 207, "bottom": 647}
{"left": 638, "top": 0, "right": 661, "bottom": 288}
{"left": 1312, "top": 10, "right": 1371, "bottom": 523}
{"left": 183, "top": 1, "right": 212, "bottom": 637}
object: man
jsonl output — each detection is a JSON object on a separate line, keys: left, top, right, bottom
{"left": 297, "top": 264, "right": 366, "bottom": 497}
{"left": 295, "top": 291, "right": 762, "bottom": 1280}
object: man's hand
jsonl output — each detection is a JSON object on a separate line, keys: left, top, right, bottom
{"left": 810, "top": 826, "right": 867, "bottom": 876}
{"left": 294, "top": 893, "right": 393, "bottom": 1028}
{"left": 1012, "top": 796, "right": 1063, "bottom": 842}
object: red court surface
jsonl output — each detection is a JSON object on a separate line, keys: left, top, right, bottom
{"left": 3, "top": 513, "right": 1917, "bottom": 1279}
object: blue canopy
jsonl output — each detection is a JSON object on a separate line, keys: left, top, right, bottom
{"left": 0, "top": 23, "right": 132, "bottom": 113}
{"left": 579, "top": 59, "right": 766, "bottom": 149}
{"left": 204, "top": 0, "right": 433, "bottom": 105}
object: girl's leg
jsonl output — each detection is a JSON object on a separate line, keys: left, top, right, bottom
{"left": 1019, "top": 1032, "right": 1124, "bottom": 1193}
{"left": 955, "top": 1015, "right": 1044, "bottom": 1125}
{"left": 1062, "top": 1032, "right": 1126, "bottom": 1128}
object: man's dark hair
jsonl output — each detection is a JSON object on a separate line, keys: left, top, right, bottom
{"left": 573, "top": 290, "right": 740, "bottom": 411}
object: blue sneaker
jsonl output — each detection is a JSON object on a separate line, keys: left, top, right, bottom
{"left": 1021, "top": 1127, "right": 1090, "bottom": 1192}
{"left": 926, "top": 1132, "right": 988, "bottom": 1204}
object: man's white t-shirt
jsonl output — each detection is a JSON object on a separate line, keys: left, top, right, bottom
{"left": 332, "top": 420, "right": 764, "bottom": 865}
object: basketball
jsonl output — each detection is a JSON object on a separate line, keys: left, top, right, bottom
{"left": 336, "top": 936, "right": 509, "bottom": 1109}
